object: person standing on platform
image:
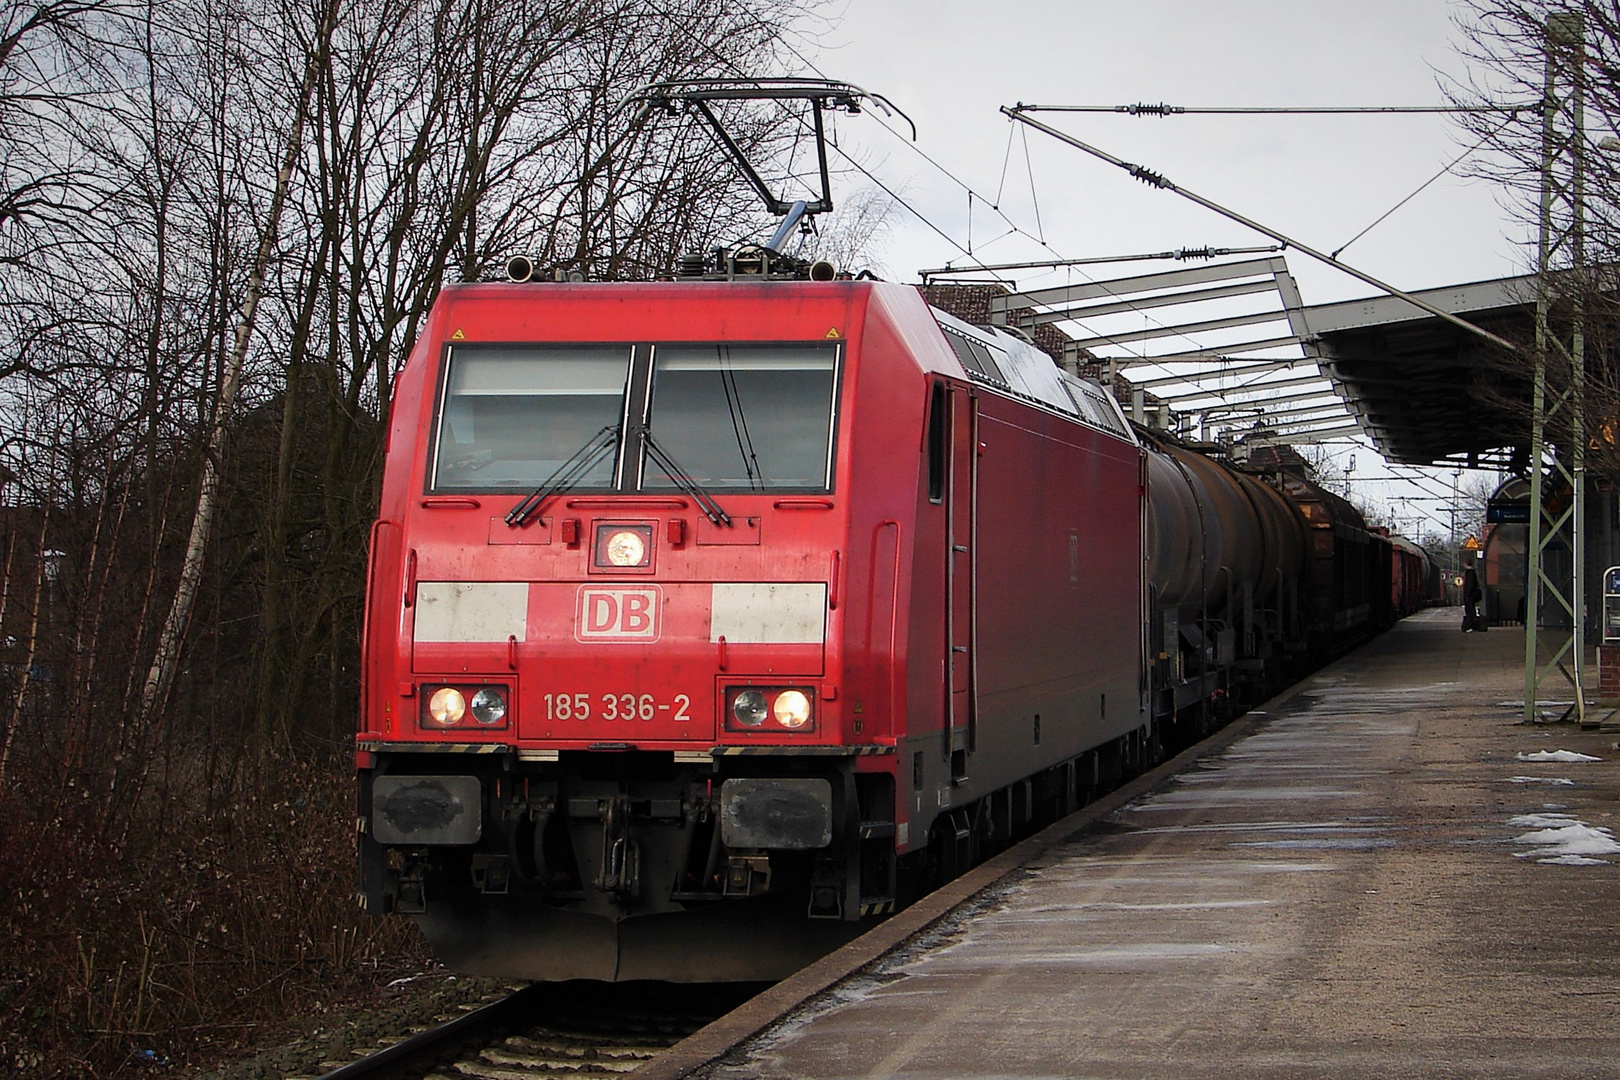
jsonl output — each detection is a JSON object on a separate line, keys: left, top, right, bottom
{"left": 1463, "top": 562, "right": 1483, "bottom": 632}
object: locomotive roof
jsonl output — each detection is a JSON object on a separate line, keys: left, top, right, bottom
{"left": 425, "top": 279, "right": 1136, "bottom": 445}
{"left": 929, "top": 308, "right": 1134, "bottom": 443}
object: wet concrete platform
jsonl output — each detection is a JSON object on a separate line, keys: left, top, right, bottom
{"left": 697, "top": 610, "right": 1620, "bottom": 1079}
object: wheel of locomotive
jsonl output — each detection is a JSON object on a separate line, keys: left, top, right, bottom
{"left": 504, "top": 807, "right": 548, "bottom": 892}
{"left": 1099, "top": 739, "right": 1123, "bottom": 791}
{"left": 1073, "top": 751, "right": 1095, "bottom": 808}
{"left": 987, "top": 790, "right": 1012, "bottom": 853}
{"left": 925, "top": 818, "right": 957, "bottom": 889}
{"left": 1122, "top": 729, "right": 1140, "bottom": 778}
{"left": 975, "top": 796, "right": 999, "bottom": 859}
{"left": 927, "top": 809, "right": 979, "bottom": 888}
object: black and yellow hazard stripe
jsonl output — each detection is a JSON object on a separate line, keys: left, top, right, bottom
{"left": 359, "top": 741, "right": 508, "bottom": 754}
{"left": 711, "top": 745, "right": 895, "bottom": 757}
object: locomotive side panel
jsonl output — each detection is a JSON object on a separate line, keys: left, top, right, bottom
{"left": 360, "top": 304, "right": 454, "bottom": 746}
{"left": 971, "top": 398, "right": 1143, "bottom": 788}
{"left": 835, "top": 285, "right": 960, "bottom": 761}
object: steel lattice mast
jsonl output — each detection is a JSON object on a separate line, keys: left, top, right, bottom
{"left": 1525, "top": 10, "right": 1589, "bottom": 725}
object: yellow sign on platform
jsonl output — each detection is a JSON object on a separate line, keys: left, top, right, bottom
{"left": 1463, "top": 535, "right": 1482, "bottom": 550}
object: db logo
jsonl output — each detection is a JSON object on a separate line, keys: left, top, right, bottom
{"left": 576, "top": 586, "right": 661, "bottom": 642}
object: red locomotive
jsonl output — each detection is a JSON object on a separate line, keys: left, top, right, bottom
{"left": 355, "top": 261, "right": 1428, "bottom": 982}
{"left": 357, "top": 271, "right": 1149, "bottom": 980}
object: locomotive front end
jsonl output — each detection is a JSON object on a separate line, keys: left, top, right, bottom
{"left": 356, "top": 282, "right": 904, "bottom": 981}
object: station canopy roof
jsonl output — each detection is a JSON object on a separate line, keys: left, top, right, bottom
{"left": 976, "top": 257, "right": 1537, "bottom": 465}
{"left": 1298, "top": 275, "right": 1536, "bottom": 468}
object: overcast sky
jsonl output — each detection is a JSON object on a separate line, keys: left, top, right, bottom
{"left": 797, "top": 0, "right": 1524, "bottom": 540}
{"left": 806, "top": 0, "right": 1522, "bottom": 297}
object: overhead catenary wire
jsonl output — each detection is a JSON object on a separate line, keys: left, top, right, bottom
{"left": 1321, "top": 434, "right": 1504, "bottom": 521}
{"left": 615, "top": 14, "right": 1479, "bottom": 522}
{"left": 1001, "top": 105, "right": 1522, "bottom": 356}
{"left": 792, "top": 108, "right": 1240, "bottom": 361}
{"left": 967, "top": 112, "right": 1504, "bottom": 433}
{"left": 667, "top": 16, "right": 1503, "bottom": 445}
{"left": 760, "top": 26, "right": 1270, "bottom": 360}
{"left": 919, "top": 246, "right": 1283, "bottom": 282}
{"left": 1016, "top": 102, "right": 1535, "bottom": 116}
{"left": 825, "top": 98, "right": 1365, "bottom": 424}
{"left": 1331, "top": 112, "right": 1523, "bottom": 260}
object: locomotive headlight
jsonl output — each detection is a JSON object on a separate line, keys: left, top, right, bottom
{"left": 731, "top": 689, "right": 768, "bottom": 727}
{"left": 593, "top": 522, "right": 654, "bottom": 570}
{"left": 469, "top": 687, "right": 508, "bottom": 726}
{"left": 606, "top": 529, "right": 646, "bottom": 566}
{"left": 427, "top": 687, "right": 466, "bottom": 727}
{"left": 772, "top": 689, "right": 812, "bottom": 729}
{"left": 420, "top": 684, "right": 508, "bottom": 731}
{"left": 725, "top": 686, "right": 816, "bottom": 733}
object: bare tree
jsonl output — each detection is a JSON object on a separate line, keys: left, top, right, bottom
{"left": 0, "top": 1, "right": 847, "bottom": 1069}
{"left": 244, "top": 0, "right": 825, "bottom": 749}
{"left": 135, "top": 0, "right": 342, "bottom": 746}
{"left": 1447, "top": 2, "right": 1620, "bottom": 481}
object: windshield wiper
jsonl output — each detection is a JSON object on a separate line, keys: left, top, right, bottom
{"left": 717, "top": 348, "right": 763, "bottom": 490}
{"left": 505, "top": 424, "right": 619, "bottom": 528}
{"left": 641, "top": 428, "right": 731, "bottom": 527}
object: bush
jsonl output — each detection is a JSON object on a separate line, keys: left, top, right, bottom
{"left": 0, "top": 755, "right": 429, "bottom": 1077}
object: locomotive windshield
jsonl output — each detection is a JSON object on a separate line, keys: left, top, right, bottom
{"left": 643, "top": 343, "right": 838, "bottom": 491}
{"left": 431, "top": 344, "right": 630, "bottom": 491}
{"left": 427, "top": 341, "right": 839, "bottom": 494}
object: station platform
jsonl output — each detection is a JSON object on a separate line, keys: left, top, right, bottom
{"left": 695, "top": 609, "right": 1620, "bottom": 1079}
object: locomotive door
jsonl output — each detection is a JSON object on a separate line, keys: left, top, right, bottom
{"left": 946, "top": 386, "right": 977, "bottom": 782}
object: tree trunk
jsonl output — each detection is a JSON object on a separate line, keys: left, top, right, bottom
{"left": 0, "top": 513, "right": 48, "bottom": 788}
{"left": 135, "top": 0, "right": 343, "bottom": 736}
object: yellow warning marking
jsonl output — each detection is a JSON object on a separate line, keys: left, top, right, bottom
{"left": 825, "top": 327, "right": 841, "bottom": 339}
{"left": 451, "top": 328, "right": 466, "bottom": 340}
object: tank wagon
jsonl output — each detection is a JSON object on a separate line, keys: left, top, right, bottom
{"left": 355, "top": 265, "right": 1410, "bottom": 982}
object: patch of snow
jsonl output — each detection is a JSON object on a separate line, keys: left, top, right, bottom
{"left": 1510, "top": 818, "right": 1620, "bottom": 861}
{"left": 1508, "top": 813, "right": 1576, "bottom": 828}
{"left": 1515, "top": 750, "right": 1602, "bottom": 763}
{"left": 1538, "top": 854, "right": 1609, "bottom": 866}
{"left": 1506, "top": 775, "right": 1576, "bottom": 785}
{"left": 1505, "top": 812, "right": 1619, "bottom": 865}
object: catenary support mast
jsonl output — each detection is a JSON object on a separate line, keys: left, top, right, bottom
{"left": 1525, "top": 11, "right": 1589, "bottom": 725}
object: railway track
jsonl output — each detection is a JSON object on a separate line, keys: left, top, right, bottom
{"left": 307, "top": 981, "right": 762, "bottom": 1080}
{"left": 305, "top": 702, "right": 1279, "bottom": 1080}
